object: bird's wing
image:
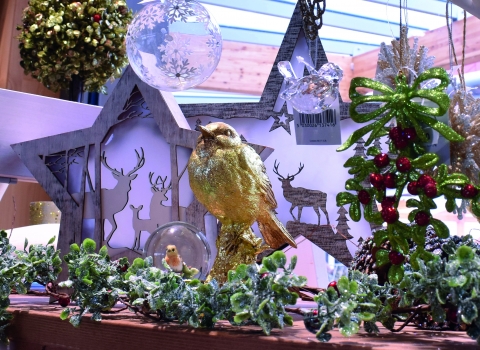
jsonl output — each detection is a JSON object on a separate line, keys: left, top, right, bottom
{"left": 239, "top": 145, "right": 277, "bottom": 209}
{"left": 239, "top": 145, "right": 296, "bottom": 248}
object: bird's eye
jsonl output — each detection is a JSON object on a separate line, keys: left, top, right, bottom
{"left": 225, "top": 130, "right": 232, "bottom": 136}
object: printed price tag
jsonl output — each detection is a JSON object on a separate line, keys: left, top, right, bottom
{"left": 293, "top": 99, "right": 342, "bottom": 145}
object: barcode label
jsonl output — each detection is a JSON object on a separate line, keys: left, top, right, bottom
{"left": 293, "top": 99, "right": 341, "bottom": 145}
{"left": 299, "top": 109, "right": 337, "bottom": 128}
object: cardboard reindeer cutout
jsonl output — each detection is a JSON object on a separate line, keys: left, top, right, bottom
{"left": 273, "top": 161, "right": 330, "bottom": 226}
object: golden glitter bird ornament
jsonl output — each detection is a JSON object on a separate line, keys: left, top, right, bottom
{"left": 188, "top": 122, "right": 297, "bottom": 283}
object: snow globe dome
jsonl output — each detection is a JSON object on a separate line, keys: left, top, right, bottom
{"left": 143, "top": 221, "right": 211, "bottom": 280}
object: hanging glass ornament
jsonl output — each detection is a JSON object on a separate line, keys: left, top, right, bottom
{"left": 278, "top": 56, "right": 343, "bottom": 114}
{"left": 126, "top": 0, "right": 222, "bottom": 91}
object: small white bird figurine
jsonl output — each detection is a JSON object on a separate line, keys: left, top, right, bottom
{"left": 165, "top": 244, "right": 199, "bottom": 279}
{"left": 165, "top": 244, "right": 183, "bottom": 273}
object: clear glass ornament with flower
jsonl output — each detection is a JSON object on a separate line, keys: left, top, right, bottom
{"left": 279, "top": 56, "right": 343, "bottom": 114}
{"left": 126, "top": 0, "right": 222, "bottom": 91}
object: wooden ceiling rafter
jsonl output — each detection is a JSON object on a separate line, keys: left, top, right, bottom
{"left": 197, "top": 15, "right": 480, "bottom": 102}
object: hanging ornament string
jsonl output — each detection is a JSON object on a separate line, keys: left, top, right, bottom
{"left": 398, "top": 0, "right": 409, "bottom": 75}
{"left": 446, "top": 1, "right": 467, "bottom": 90}
{"left": 299, "top": 0, "right": 326, "bottom": 42}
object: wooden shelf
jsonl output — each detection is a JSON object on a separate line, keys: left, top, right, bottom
{"left": 6, "top": 295, "right": 479, "bottom": 350}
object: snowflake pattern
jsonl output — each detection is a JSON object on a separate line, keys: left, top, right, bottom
{"left": 160, "top": 58, "right": 199, "bottom": 83}
{"left": 195, "top": 5, "right": 210, "bottom": 23}
{"left": 129, "top": 3, "right": 166, "bottom": 36}
{"left": 206, "top": 28, "right": 222, "bottom": 67}
{"left": 166, "top": 0, "right": 197, "bottom": 24}
{"left": 158, "top": 32, "right": 192, "bottom": 63}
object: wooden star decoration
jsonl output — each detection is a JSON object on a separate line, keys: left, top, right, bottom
{"left": 269, "top": 109, "right": 293, "bottom": 134}
{"left": 178, "top": 2, "right": 370, "bottom": 127}
{"left": 11, "top": 67, "right": 272, "bottom": 271}
{"left": 10, "top": 0, "right": 382, "bottom": 272}
{"left": 177, "top": 1, "right": 380, "bottom": 264}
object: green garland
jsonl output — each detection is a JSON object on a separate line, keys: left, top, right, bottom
{"left": 0, "top": 230, "right": 61, "bottom": 343}
{"left": 59, "top": 239, "right": 306, "bottom": 334}
{"left": 17, "top": 0, "right": 133, "bottom": 93}
{"left": 3, "top": 231, "right": 480, "bottom": 345}
{"left": 307, "top": 242, "right": 480, "bottom": 344}
{"left": 336, "top": 67, "right": 480, "bottom": 283}
{"left": 0, "top": 234, "right": 305, "bottom": 341}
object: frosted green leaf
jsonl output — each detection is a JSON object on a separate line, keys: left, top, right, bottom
{"left": 457, "top": 246, "right": 475, "bottom": 263}
{"left": 358, "top": 312, "right": 375, "bottom": 321}
{"left": 60, "top": 308, "right": 70, "bottom": 320}
{"left": 271, "top": 251, "right": 287, "bottom": 268}
{"left": 375, "top": 249, "right": 390, "bottom": 267}
{"left": 262, "top": 256, "right": 277, "bottom": 272}
{"left": 233, "top": 311, "right": 250, "bottom": 323}
{"left": 461, "top": 301, "right": 478, "bottom": 324}
{"left": 388, "top": 264, "right": 404, "bottom": 284}
{"left": 339, "top": 321, "right": 359, "bottom": 337}
{"left": 337, "top": 276, "right": 349, "bottom": 294}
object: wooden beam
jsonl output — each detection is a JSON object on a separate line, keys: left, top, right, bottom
{"left": 197, "top": 41, "right": 353, "bottom": 102}
{"left": 352, "top": 15, "right": 480, "bottom": 81}
{"left": 0, "top": 0, "right": 59, "bottom": 97}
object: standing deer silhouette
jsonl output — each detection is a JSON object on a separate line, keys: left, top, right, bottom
{"left": 273, "top": 160, "right": 330, "bottom": 226}
{"left": 148, "top": 172, "right": 172, "bottom": 221}
{"left": 129, "top": 172, "right": 172, "bottom": 250}
{"left": 101, "top": 148, "right": 145, "bottom": 244}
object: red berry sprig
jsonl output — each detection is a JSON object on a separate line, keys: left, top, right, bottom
{"left": 357, "top": 190, "right": 371, "bottom": 205}
{"left": 374, "top": 153, "right": 390, "bottom": 168}
{"left": 414, "top": 211, "right": 430, "bottom": 226}
{"left": 407, "top": 174, "right": 438, "bottom": 198}
{"left": 58, "top": 296, "right": 71, "bottom": 307}
{"left": 383, "top": 173, "right": 396, "bottom": 188}
{"left": 388, "top": 125, "right": 417, "bottom": 150}
{"left": 388, "top": 251, "right": 405, "bottom": 265}
{"left": 327, "top": 280, "right": 340, "bottom": 296}
{"left": 381, "top": 206, "right": 399, "bottom": 224}
{"left": 369, "top": 173, "right": 384, "bottom": 189}
{"left": 461, "top": 184, "right": 479, "bottom": 199}
{"left": 396, "top": 156, "right": 411, "bottom": 173}
{"left": 93, "top": 14, "right": 101, "bottom": 22}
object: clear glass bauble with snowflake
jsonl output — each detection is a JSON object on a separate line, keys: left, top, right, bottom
{"left": 143, "top": 221, "right": 211, "bottom": 280}
{"left": 126, "top": 0, "right": 222, "bottom": 91}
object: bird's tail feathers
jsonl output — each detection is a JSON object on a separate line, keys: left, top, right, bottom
{"left": 258, "top": 211, "right": 297, "bottom": 249}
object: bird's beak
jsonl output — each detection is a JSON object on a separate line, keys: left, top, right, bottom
{"left": 198, "top": 125, "right": 215, "bottom": 140}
